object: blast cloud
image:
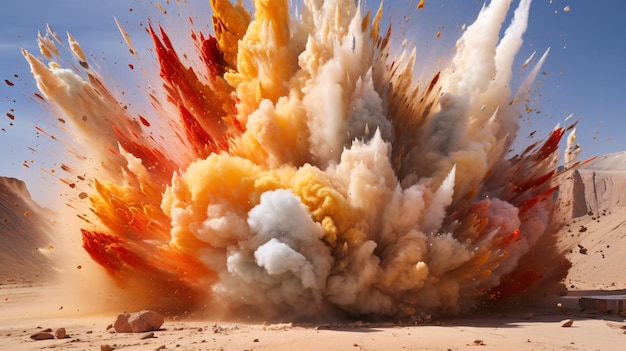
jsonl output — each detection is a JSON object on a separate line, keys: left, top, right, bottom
{"left": 23, "top": 0, "right": 576, "bottom": 320}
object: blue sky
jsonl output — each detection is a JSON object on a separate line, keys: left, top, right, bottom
{"left": 1, "top": 0, "right": 625, "bottom": 205}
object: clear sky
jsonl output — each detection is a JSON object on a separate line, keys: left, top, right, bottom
{"left": 1, "top": 0, "right": 625, "bottom": 205}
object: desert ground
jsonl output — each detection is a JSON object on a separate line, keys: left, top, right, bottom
{"left": 1, "top": 284, "right": 625, "bottom": 351}
{"left": 2, "top": 152, "right": 626, "bottom": 350}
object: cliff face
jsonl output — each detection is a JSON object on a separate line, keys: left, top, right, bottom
{"left": 561, "top": 151, "right": 626, "bottom": 219}
{"left": 0, "top": 177, "right": 52, "bottom": 281}
{"left": 556, "top": 151, "right": 626, "bottom": 290}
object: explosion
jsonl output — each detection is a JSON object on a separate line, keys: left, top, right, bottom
{"left": 23, "top": 0, "right": 580, "bottom": 320}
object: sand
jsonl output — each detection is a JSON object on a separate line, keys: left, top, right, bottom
{"left": 1, "top": 283, "right": 625, "bottom": 350}
{"left": 2, "top": 151, "right": 626, "bottom": 350}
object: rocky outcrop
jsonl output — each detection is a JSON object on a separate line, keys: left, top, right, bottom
{"left": 559, "top": 151, "right": 626, "bottom": 219}
{"left": 572, "top": 169, "right": 626, "bottom": 217}
{"left": 0, "top": 176, "right": 52, "bottom": 281}
{"left": 556, "top": 151, "right": 626, "bottom": 290}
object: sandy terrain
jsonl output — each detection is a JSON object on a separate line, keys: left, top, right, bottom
{"left": 2, "top": 151, "right": 626, "bottom": 351}
{"left": 1, "top": 283, "right": 625, "bottom": 351}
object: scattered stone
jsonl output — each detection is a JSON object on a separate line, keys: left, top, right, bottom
{"left": 263, "top": 322, "right": 292, "bottom": 331}
{"left": 561, "top": 319, "right": 574, "bottom": 327}
{"left": 155, "top": 345, "right": 166, "bottom": 350}
{"left": 30, "top": 332, "right": 54, "bottom": 340}
{"left": 101, "top": 345, "right": 116, "bottom": 351}
{"left": 473, "top": 339, "right": 485, "bottom": 345}
{"left": 54, "top": 327, "right": 67, "bottom": 339}
{"left": 141, "top": 332, "right": 155, "bottom": 340}
{"left": 41, "top": 328, "right": 53, "bottom": 333}
{"left": 114, "top": 310, "right": 164, "bottom": 333}
{"left": 253, "top": 338, "right": 259, "bottom": 342}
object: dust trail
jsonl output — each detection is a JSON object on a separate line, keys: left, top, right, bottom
{"left": 22, "top": 0, "right": 579, "bottom": 320}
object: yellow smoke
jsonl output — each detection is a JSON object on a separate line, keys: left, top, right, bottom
{"left": 23, "top": 0, "right": 573, "bottom": 319}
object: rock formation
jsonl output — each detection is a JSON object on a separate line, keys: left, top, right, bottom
{"left": 0, "top": 176, "right": 52, "bottom": 281}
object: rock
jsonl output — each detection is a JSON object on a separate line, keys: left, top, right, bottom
{"left": 101, "top": 345, "right": 116, "bottom": 351}
{"left": 263, "top": 322, "right": 293, "bottom": 331}
{"left": 140, "top": 332, "right": 155, "bottom": 340}
{"left": 561, "top": 319, "right": 574, "bottom": 327}
{"left": 54, "top": 327, "right": 67, "bottom": 339}
{"left": 114, "top": 310, "right": 164, "bottom": 333}
{"left": 30, "top": 332, "right": 54, "bottom": 340}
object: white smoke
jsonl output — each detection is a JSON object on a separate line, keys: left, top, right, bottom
{"left": 23, "top": 0, "right": 572, "bottom": 320}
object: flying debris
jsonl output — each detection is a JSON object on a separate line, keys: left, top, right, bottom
{"left": 23, "top": 0, "right": 577, "bottom": 320}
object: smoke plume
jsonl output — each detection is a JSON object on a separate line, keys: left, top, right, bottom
{"left": 22, "top": 0, "right": 578, "bottom": 320}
